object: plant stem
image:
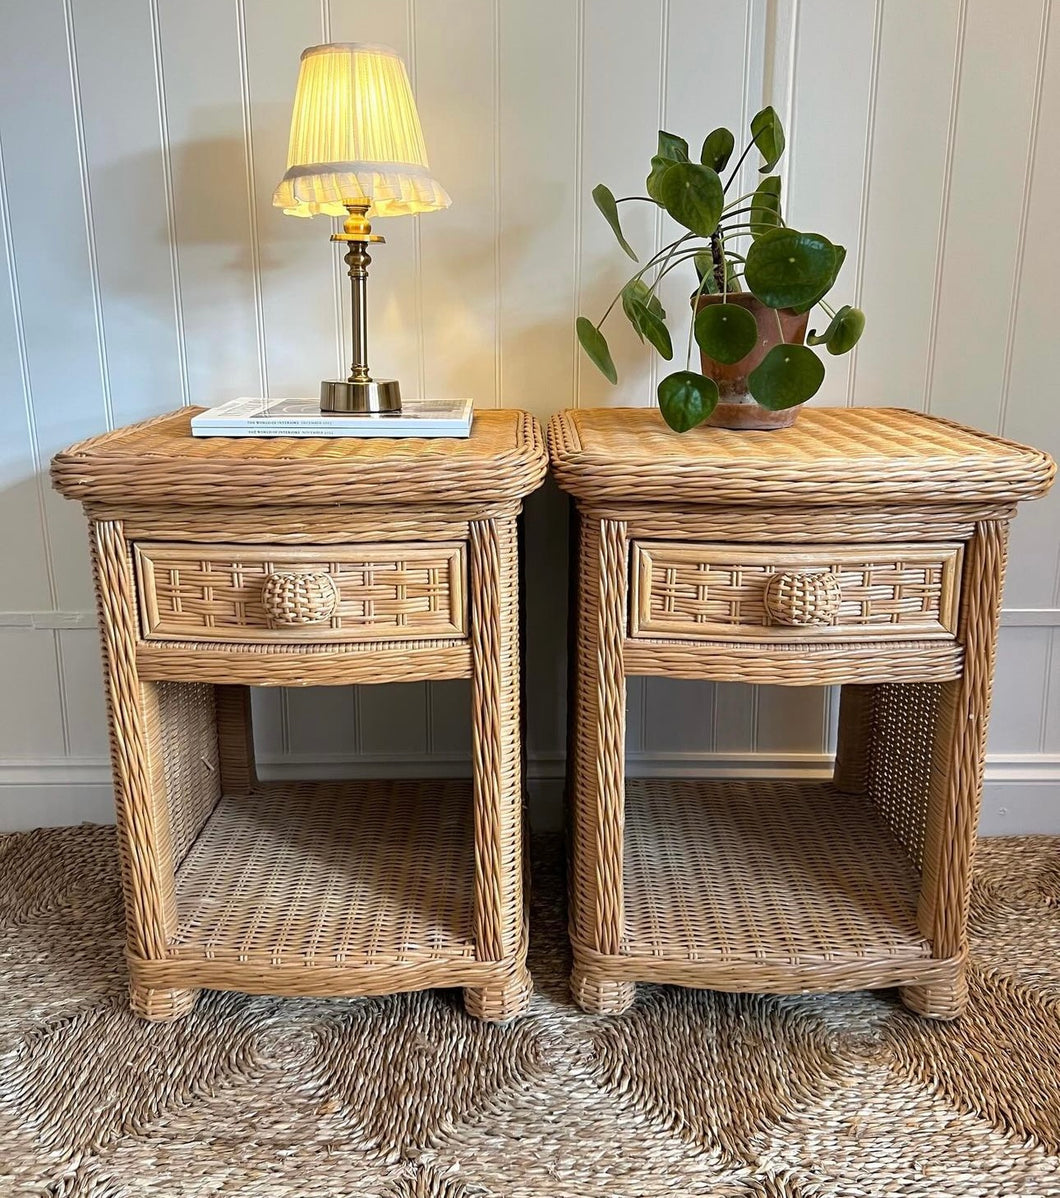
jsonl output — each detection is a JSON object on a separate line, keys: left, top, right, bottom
{"left": 722, "top": 190, "right": 758, "bottom": 211}
{"left": 595, "top": 234, "right": 696, "bottom": 328}
{"left": 647, "top": 248, "right": 704, "bottom": 297}
{"left": 723, "top": 141, "right": 755, "bottom": 192}
{"left": 710, "top": 231, "right": 726, "bottom": 292}
{"left": 615, "top": 196, "right": 657, "bottom": 204}
{"left": 687, "top": 271, "right": 712, "bottom": 368}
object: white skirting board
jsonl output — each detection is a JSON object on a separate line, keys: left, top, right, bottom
{"left": 1, "top": 754, "right": 1057, "bottom": 836}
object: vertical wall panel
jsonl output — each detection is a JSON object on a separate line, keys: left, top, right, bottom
{"left": 285, "top": 686, "right": 357, "bottom": 759}
{"left": 987, "top": 627, "right": 1050, "bottom": 755}
{"left": 157, "top": 0, "right": 261, "bottom": 405}
{"left": 712, "top": 683, "right": 757, "bottom": 755}
{"left": 926, "top": 0, "right": 1047, "bottom": 430}
{"left": 358, "top": 681, "right": 429, "bottom": 761}
{"left": 1044, "top": 629, "right": 1060, "bottom": 754}
{"left": 994, "top": 1, "right": 1060, "bottom": 608}
{"left": 0, "top": 631, "right": 65, "bottom": 760}
{"left": 73, "top": 0, "right": 185, "bottom": 426}
{"left": 853, "top": 0, "right": 960, "bottom": 409}
{"left": 496, "top": 0, "right": 579, "bottom": 421}
{"left": 429, "top": 679, "right": 472, "bottom": 760}
{"left": 57, "top": 628, "right": 108, "bottom": 759}
{"left": 575, "top": 0, "right": 663, "bottom": 409}
{"left": 0, "top": 3, "right": 108, "bottom": 611}
{"left": 642, "top": 677, "right": 716, "bottom": 755}
{"left": 783, "top": 0, "right": 876, "bottom": 407}
{"left": 0, "top": 165, "right": 51, "bottom": 610}
{"left": 414, "top": 0, "right": 500, "bottom": 407}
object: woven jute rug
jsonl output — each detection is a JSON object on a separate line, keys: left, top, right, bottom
{"left": 2, "top": 826, "right": 1060, "bottom": 1197}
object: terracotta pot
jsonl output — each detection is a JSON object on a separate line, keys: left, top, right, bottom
{"left": 692, "top": 292, "right": 810, "bottom": 430}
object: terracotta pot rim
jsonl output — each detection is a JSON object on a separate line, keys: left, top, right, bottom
{"left": 691, "top": 291, "right": 802, "bottom": 316}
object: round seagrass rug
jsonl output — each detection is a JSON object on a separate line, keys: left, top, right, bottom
{"left": 2, "top": 827, "right": 1060, "bottom": 1197}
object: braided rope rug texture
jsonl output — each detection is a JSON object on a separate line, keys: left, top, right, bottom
{"left": 1, "top": 826, "right": 1060, "bottom": 1197}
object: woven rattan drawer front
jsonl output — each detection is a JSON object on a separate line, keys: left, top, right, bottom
{"left": 630, "top": 540, "right": 963, "bottom": 642}
{"left": 134, "top": 541, "right": 467, "bottom": 643}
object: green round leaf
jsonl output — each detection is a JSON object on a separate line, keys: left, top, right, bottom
{"left": 576, "top": 316, "right": 617, "bottom": 384}
{"left": 657, "top": 371, "right": 719, "bottom": 432}
{"left": 791, "top": 244, "right": 847, "bottom": 314}
{"left": 621, "top": 280, "right": 673, "bottom": 360}
{"left": 646, "top": 155, "right": 676, "bottom": 202}
{"left": 647, "top": 130, "right": 690, "bottom": 201}
{"left": 656, "top": 130, "right": 690, "bottom": 162}
{"left": 657, "top": 163, "right": 724, "bottom": 238}
{"left": 701, "top": 127, "right": 735, "bottom": 172}
{"left": 694, "top": 303, "right": 759, "bottom": 364}
{"left": 592, "top": 183, "right": 637, "bottom": 261}
{"left": 827, "top": 306, "right": 865, "bottom": 355}
{"left": 747, "top": 344, "right": 825, "bottom": 410}
{"left": 744, "top": 228, "right": 837, "bottom": 310}
{"left": 749, "top": 175, "right": 782, "bottom": 239}
{"left": 806, "top": 304, "right": 866, "bottom": 354}
{"left": 750, "top": 105, "right": 786, "bottom": 173}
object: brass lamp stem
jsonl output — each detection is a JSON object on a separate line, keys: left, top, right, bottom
{"left": 319, "top": 201, "right": 402, "bottom": 414}
{"left": 345, "top": 237, "right": 372, "bottom": 385}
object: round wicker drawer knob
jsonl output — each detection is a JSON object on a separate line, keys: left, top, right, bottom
{"left": 261, "top": 571, "right": 339, "bottom": 626}
{"left": 763, "top": 570, "right": 842, "bottom": 627}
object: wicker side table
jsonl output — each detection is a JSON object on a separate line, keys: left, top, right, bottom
{"left": 548, "top": 406, "right": 1054, "bottom": 1020}
{"left": 52, "top": 409, "right": 546, "bottom": 1022}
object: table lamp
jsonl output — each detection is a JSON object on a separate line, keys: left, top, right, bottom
{"left": 274, "top": 43, "right": 450, "bottom": 414}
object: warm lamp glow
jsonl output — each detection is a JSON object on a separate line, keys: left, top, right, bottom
{"left": 273, "top": 42, "right": 450, "bottom": 218}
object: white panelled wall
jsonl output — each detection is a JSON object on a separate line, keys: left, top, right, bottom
{"left": 1, "top": 0, "right": 1058, "bottom": 832}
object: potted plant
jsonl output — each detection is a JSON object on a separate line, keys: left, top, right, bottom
{"left": 576, "top": 107, "right": 865, "bottom": 431}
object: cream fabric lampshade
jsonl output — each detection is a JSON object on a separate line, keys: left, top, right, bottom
{"left": 273, "top": 42, "right": 450, "bottom": 218}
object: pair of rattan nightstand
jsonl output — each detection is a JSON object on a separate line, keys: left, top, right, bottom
{"left": 54, "top": 404, "right": 1052, "bottom": 1024}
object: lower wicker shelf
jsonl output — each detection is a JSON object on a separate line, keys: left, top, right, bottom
{"left": 618, "top": 778, "right": 933, "bottom": 991}
{"left": 162, "top": 780, "right": 478, "bottom": 984}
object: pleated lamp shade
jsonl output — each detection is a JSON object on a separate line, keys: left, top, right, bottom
{"left": 273, "top": 42, "right": 450, "bottom": 218}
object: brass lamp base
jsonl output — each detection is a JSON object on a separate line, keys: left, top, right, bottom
{"left": 320, "top": 379, "right": 402, "bottom": 414}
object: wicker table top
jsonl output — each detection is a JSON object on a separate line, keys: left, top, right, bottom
{"left": 547, "top": 407, "right": 1055, "bottom": 507}
{"left": 52, "top": 408, "right": 547, "bottom": 508}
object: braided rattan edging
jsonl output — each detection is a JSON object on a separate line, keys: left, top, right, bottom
{"left": 135, "top": 641, "right": 472, "bottom": 686}
{"left": 623, "top": 638, "right": 964, "bottom": 685}
{"left": 126, "top": 954, "right": 528, "bottom": 998}
{"left": 547, "top": 407, "right": 1055, "bottom": 507}
{"left": 54, "top": 409, "right": 547, "bottom": 508}
{"left": 569, "top": 939, "right": 964, "bottom": 994}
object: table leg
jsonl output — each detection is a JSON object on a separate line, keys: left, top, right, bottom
{"left": 834, "top": 683, "right": 876, "bottom": 795}
{"left": 464, "top": 516, "right": 532, "bottom": 1020}
{"left": 215, "top": 684, "right": 257, "bottom": 794}
{"left": 568, "top": 516, "right": 634, "bottom": 1015}
{"left": 901, "top": 520, "right": 1008, "bottom": 1019}
{"left": 91, "top": 519, "right": 199, "bottom": 1020}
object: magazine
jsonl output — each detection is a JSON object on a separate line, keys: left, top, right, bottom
{"left": 191, "top": 396, "right": 474, "bottom": 438}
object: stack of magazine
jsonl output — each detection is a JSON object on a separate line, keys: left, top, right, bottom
{"left": 191, "top": 397, "right": 474, "bottom": 439}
